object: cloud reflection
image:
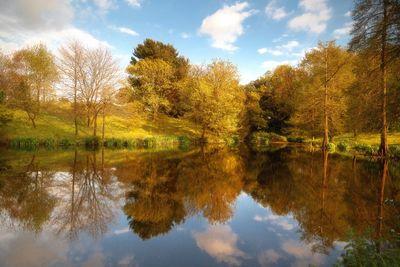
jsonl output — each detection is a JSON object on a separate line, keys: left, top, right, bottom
{"left": 193, "top": 225, "right": 247, "bottom": 266}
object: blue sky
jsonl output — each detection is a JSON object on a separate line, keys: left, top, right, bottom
{"left": 0, "top": 0, "right": 354, "bottom": 83}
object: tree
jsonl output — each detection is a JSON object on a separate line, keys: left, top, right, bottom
{"left": 127, "top": 58, "right": 175, "bottom": 121}
{"left": 58, "top": 41, "right": 85, "bottom": 137}
{"left": 186, "top": 60, "right": 244, "bottom": 140}
{"left": 10, "top": 44, "right": 58, "bottom": 128}
{"left": 78, "top": 46, "right": 120, "bottom": 137}
{"left": 350, "top": 0, "right": 400, "bottom": 156}
{"left": 129, "top": 39, "right": 190, "bottom": 117}
{"left": 292, "top": 42, "right": 354, "bottom": 145}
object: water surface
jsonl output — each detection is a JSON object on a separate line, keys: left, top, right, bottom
{"left": 0, "top": 146, "right": 399, "bottom": 267}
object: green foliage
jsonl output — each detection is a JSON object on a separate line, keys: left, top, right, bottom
{"left": 143, "top": 137, "right": 156, "bottom": 148}
{"left": 335, "top": 230, "right": 400, "bottom": 267}
{"left": 59, "top": 138, "right": 73, "bottom": 147}
{"left": 250, "top": 132, "right": 287, "bottom": 146}
{"left": 225, "top": 135, "right": 240, "bottom": 148}
{"left": 84, "top": 136, "right": 100, "bottom": 148}
{"left": 287, "top": 137, "right": 305, "bottom": 143}
{"left": 42, "top": 138, "right": 56, "bottom": 149}
{"left": 9, "top": 138, "right": 39, "bottom": 149}
{"left": 325, "top": 143, "right": 336, "bottom": 152}
{"left": 389, "top": 145, "right": 400, "bottom": 158}
{"left": 352, "top": 144, "right": 377, "bottom": 155}
{"left": 337, "top": 142, "right": 350, "bottom": 152}
{"left": 177, "top": 135, "right": 191, "bottom": 150}
{"left": 0, "top": 106, "right": 13, "bottom": 126}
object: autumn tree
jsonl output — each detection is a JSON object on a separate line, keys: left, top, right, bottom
{"left": 291, "top": 42, "right": 354, "bottom": 145}
{"left": 128, "top": 39, "right": 190, "bottom": 117}
{"left": 186, "top": 60, "right": 244, "bottom": 140}
{"left": 127, "top": 58, "right": 175, "bottom": 121}
{"left": 10, "top": 44, "right": 58, "bottom": 128}
{"left": 78, "top": 46, "right": 120, "bottom": 137}
{"left": 350, "top": 0, "right": 400, "bottom": 156}
{"left": 58, "top": 41, "right": 85, "bottom": 137}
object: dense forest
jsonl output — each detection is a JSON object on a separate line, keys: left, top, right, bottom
{"left": 0, "top": 0, "right": 399, "bottom": 156}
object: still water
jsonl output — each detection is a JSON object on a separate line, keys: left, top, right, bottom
{"left": 0, "top": 146, "right": 399, "bottom": 267}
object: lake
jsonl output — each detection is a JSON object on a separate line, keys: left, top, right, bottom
{"left": 0, "top": 146, "right": 399, "bottom": 267}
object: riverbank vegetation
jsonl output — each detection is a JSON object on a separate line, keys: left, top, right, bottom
{"left": 0, "top": 0, "right": 399, "bottom": 156}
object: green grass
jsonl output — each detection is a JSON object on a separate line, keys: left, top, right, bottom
{"left": 0, "top": 106, "right": 218, "bottom": 147}
{"left": 333, "top": 133, "right": 400, "bottom": 146}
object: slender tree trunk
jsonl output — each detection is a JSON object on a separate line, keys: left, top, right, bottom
{"left": 379, "top": 0, "right": 389, "bottom": 157}
{"left": 322, "top": 49, "right": 329, "bottom": 149}
{"left": 74, "top": 81, "right": 78, "bottom": 137}
{"left": 102, "top": 104, "right": 105, "bottom": 141}
{"left": 93, "top": 111, "right": 98, "bottom": 137}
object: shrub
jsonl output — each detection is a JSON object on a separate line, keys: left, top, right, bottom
{"left": 325, "top": 143, "right": 336, "bottom": 152}
{"left": 42, "top": 138, "right": 56, "bottom": 149}
{"left": 59, "top": 138, "right": 73, "bottom": 147}
{"left": 178, "top": 135, "right": 191, "bottom": 150}
{"left": 9, "top": 138, "right": 39, "bottom": 149}
{"left": 353, "top": 143, "right": 376, "bottom": 155}
{"left": 84, "top": 136, "right": 100, "bottom": 148}
{"left": 143, "top": 137, "right": 156, "bottom": 148}
{"left": 250, "top": 132, "right": 287, "bottom": 146}
{"left": 287, "top": 137, "right": 305, "bottom": 143}
{"left": 225, "top": 135, "right": 239, "bottom": 148}
{"left": 337, "top": 142, "right": 349, "bottom": 152}
{"left": 389, "top": 145, "right": 400, "bottom": 158}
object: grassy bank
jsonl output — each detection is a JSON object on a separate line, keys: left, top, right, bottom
{"left": 0, "top": 105, "right": 221, "bottom": 148}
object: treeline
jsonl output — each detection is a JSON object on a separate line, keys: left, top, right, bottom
{"left": 0, "top": 0, "right": 399, "bottom": 156}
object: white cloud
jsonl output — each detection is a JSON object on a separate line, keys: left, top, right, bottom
{"left": 288, "top": 0, "right": 332, "bottom": 34}
{"left": 262, "top": 60, "right": 297, "bottom": 71}
{"left": 117, "top": 27, "right": 139, "bottom": 36}
{"left": 333, "top": 22, "right": 352, "bottom": 38}
{"left": 345, "top": 11, "right": 351, "bottom": 17}
{"left": 258, "top": 48, "right": 268, "bottom": 54}
{"left": 0, "top": 0, "right": 114, "bottom": 54}
{"left": 272, "top": 33, "right": 289, "bottom": 43}
{"left": 181, "top": 32, "right": 190, "bottom": 39}
{"left": 199, "top": 2, "right": 255, "bottom": 51}
{"left": 92, "top": 0, "right": 113, "bottom": 13}
{"left": 265, "top": 0, "right": 288, "bottom": 20}
{"left": 125, "top": 0, "right": 142, "bottom": 8}
{"left": 258, "top": 249, "right": 282, "bottom": 266}
{"left": 193, "top": 225, "right": 247, "bottom": 266}
{"left": 281, "top": 239, "right": 325, "bottom": 266}
{"left": 0, "top": 0, "right": 73, "bottom": 33}
{"left": 253, "top": 214, "right": 296, "bottom": 231}
{"left": 278, "top": 40, "right": 299, "bottom": 51}
{"left": 257, "top": 47, "right": 284, "bottom": 56}
{"left": 257, "top": 40, "right": 299, "bottom": 56}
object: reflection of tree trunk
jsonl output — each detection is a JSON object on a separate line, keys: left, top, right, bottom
{"left": 320, "top": 150, "right": 329, "bottom": 235}
{"left": 376, "top": 159, "right": 388, "bottom": 249}
{"left": 70, "top": 149, "right": 77, "bottom": 239}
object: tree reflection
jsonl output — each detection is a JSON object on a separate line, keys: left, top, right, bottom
{"left": 52, "top": 149, "right": 117, "bottom": 239}
{"left": 119, "top": 146, "right": 243, "bottom": 239}
{"left": 0, "top": 155, "right": 56, "bottom": 233}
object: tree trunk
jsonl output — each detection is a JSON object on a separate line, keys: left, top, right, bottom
{"left": 379, "top": 0, "right": 388, "bottom": 157}
{"left": 74, "top": 82, "right": 78, "bottom": 137}
{"left": 93, "top": 112, "right": 98, "bottom": 137}
{"left": 322, "top": 49, "right": 329, "bottom": 149}
{"left": 102, "top": 104, "right": 105, "bottom": 141}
